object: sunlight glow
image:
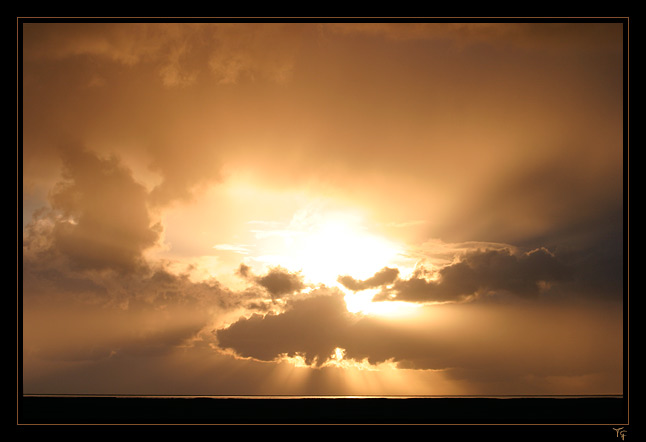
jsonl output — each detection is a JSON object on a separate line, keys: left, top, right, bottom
{"left": 343, "top": 289, "right": 422, "bottom": 317}
{"left": 253, "top": 208, "right": 405, "bottom": 287}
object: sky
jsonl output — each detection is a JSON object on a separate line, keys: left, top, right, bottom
{"left": 20, "top": 21, "right": 626, "bottom": 397}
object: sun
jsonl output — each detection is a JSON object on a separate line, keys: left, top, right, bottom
{"left": 244, "top": 207, "right": 424, "bottom": 317}
{"left": 299, "top": 214, "right": 401, "bottom": 283}
{"left": 248, "top": 207, "right": 404, "bottom": 284}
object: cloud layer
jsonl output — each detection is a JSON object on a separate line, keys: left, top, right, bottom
{"left": 372, "top": 248, "right": 569, "bottom": 303}
{"left": 216, "top": 290, "right": 622, "bottom": 388}
{"left": 21, "top": 21, "right": 624, "bottom": 397}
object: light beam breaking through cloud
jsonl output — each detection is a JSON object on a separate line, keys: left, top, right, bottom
{"left": 21, "top": 20, "right": 625, "bottom": 398}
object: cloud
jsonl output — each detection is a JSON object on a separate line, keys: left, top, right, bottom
{"left": 46, "top": 145, "right": 161, "bottom": 272}
{"left": 237, "top": 264, "right": 306, "bottom": 298}
{"left": 336, "top": 246, "right": 572, "bottom": 304}
{"left": 23, "top": 23, "right": 161, "bottom": 64}
{"left": 20, "top": 22, "right": 624, "bottom": 397}
{"left": 18, "top": 145, "right": 287, "bottom": 364}
{"left": 337, "top": 267, "right": 399, "bottom": 291}
{"left": 23, "top": 23, "right": 308, "bottom": 87}
{"left": 23, "top": 204, "right": 259, "bottom": 312}
{"left": 21, "top": 248, "right": 267, "bottom": 366}
{"left": 22, "top": 22, "right": 623, "bottom": 228}
{"left": 215, "top": 290, "right": 622, "bottom": 390}
{"left": 22, "top": 23, "right": 204, "bottom": 88}
{"left": 256, "top": 267, "right": 305, "bottom": 297}
{"left": 216, "top": 289, "right": 352, "bottom": 365}
{"left": 324, "top": 22, "right": 623, "bottom": 53}
{"left": 145, "top": 138, "right": 224, "bottom": 207}
{"left": 213, "top": 244, "right": 252, "bottom": 254}
{"left": 206, "top": 23, "right": 307, "bottom": 84}
{"left": 23, "top": 269, "right": 206, "bottom": 363}
{"left": 374, "top": 248, "right": 569, "bottom": 303}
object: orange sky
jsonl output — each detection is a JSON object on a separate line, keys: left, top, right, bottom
{"left": 21, "top": 20, "right": 626, "bottom": 397}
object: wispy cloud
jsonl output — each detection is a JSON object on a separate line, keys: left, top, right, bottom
{"left": 212, "top": 244, "right": 253, "bottom": 254}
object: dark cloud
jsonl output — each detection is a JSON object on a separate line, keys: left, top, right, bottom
{"left": 337, "top": 267, "right": 399, "bottom": 291}
{"left": 237, "top": 264, "right": 306, "bottom": 298}
{"left": 217, "top": 289, "right": 352, "bottom": 365}
{"left": 374, "top": 248, "right": 569, "bottom": 303}
{"left": 256, "top": 267, "right": 305, "bottom": 297}
{"left": 47, "top": 145, "right": 160, "bottom": 272}
{"left": 439, "top": 147, "right": 623, "bottom": 248}
{"left": 215, "top": 290, "right": 622, "bottom": 390}
{"left": 216, "top": 290, "right": 446, "bottom": 368}
{"left": 526, "top": 207, "right": 624, "bottom": 300}
{"left": 237, "top": 263, "right": 252, "bottom": 278}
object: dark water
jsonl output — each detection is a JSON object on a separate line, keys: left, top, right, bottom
{"left": 19, "top": 394, "right": 626, "bottom": 425}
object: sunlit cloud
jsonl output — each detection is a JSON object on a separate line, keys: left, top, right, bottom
{"left": 215, "top": 289, "right": 622, "bottom": 394}
{"left": 21, "top": 21, "right": 625, "bottom": 398}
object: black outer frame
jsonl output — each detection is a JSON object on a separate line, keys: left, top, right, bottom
{"left": 16, "top": 16, "right": 631, "bottom": 437}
